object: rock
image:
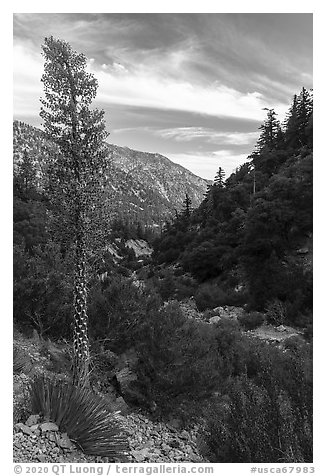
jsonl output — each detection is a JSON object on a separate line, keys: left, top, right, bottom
{"left": 166, "top": 418, "right": 182, "bottom": 430}
{"left": 212, "top": 305, "right": 245, "bottom": 321}
{"left": 48, "top": 432, "right": 57, "bottom": 442}
{"left": 37, "top": 455, "right": 47, "bottom": 462}
{"left": 276, "top": 325, "right": 287, "bottom": 332}
{"left": 25, "top": 414, "right": 40, "bottom": 427}
{"left": 113, "top": 396, "right": 130, "bottom": 414}
{"left": 40, "top": 422, "right": 59, "bottom": 432}
{"left": 296, "top": 247, "right": 309, "bottom": 255}
{"left": 169, "top": 439, "right": 180, "bottom": 448}
{"left": 131, "top": 448, "right": 151, "bottom": 462}
{"left": 30, "top": 424, "right": 39, "bottom": 432}
{"left": 161, "top": 443, "right": 171, "bottom": 453}
{"left": 58, "top": 433, "right": 73, "bottom": 450}
{"left": 209, "top": 315, "right": 221, "bottom": 324}
{"left": 15, "top": 423, "right": 34, "bottom": 436}
{"left": 180, "top": 430, "right": 190, "bottom": 440}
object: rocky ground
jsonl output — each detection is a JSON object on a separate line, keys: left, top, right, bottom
{"left": 13, "top": 333, "right": 205, "bottom": 464}
{"left": 13, "top": 302, "right": 305, "bottom": 464}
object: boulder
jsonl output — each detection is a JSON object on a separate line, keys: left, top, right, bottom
{"left": 25, "top": 414, "right": 40, "bottom": 427}
{"left": 209, "top": 315, "right": 221, "bottom": 324}
{"left": 39, "top": 422, "right": 59, "bottom": 433}
{"left": 57, "top": 433, "right": 73, "bottom": 450}
{"left": 15, "top": 423, "right": 34, "bottom": 436}
{"left": 212, "top": 306, "right": 245, "bottom": 321}
{"left": 296, "top": 247, "right": 309, "bottom": 255}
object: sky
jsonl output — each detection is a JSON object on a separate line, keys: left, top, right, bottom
{"left": 13, "top": 13, "right": 313, "bottom": 179}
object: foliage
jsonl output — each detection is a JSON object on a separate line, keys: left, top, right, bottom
{"left": 40, "top": 36, "right": 111, "bottom": 385}
{"left": 194, "top": 281, "right": 247, "bottom": 311}
{"left": 238, "top": 311, "right": 265, "bottom": 330}
{"left": 13, "top": 346, "right": 33, "bottom": 375}
{"left": 30, "top": 375, "right": 129, "bottom": 458}
{"left": 88, "top": 274, "right": 161, "bottom": 353}
{"left": 131, "top": 304, "right": 254, "bottom": 414}
{"left": 265, "top": 299, "right": 287, "bottom": 326}
{"left": 201, "top": 342, "right": 312, "bottom": 463}
{"left": 13, "top": 242, "right": 74, "bottom": 338}
{"left": 152, "top": 90, "right": 312, "bottom": 320}
{"left": 194, "top": 282, "right": 228, "bottom": 310}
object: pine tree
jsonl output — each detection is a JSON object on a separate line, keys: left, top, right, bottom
{"left": 256, "top": 108, "right": 282, "bottom": 152}
{"left": 40, "top": 37, "right": 110, "bottom": 387}
{"left": 14, "top": 149, "right": 38, "bottom": 197}
{"left": 214, "top": 167, "right": 226, "bottom": 188}
{"left": 182, "top": 193, "right": 192, "bottom": 218}
{"left": 296, "top": 87, "right": 313, "bottom": 148}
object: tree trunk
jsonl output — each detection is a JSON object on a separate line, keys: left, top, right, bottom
{"left": 72, "top": 217, "right": 90, "bottom": 387}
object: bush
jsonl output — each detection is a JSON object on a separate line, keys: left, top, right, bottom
{"left": 265, "top": 298, "right": 287, "bottom": 326}
{"left": 238, "top": 311, "right": 265, "bottom": 330}
{"left": 30, "top": 375, "right": 129, "bottom": 459}
{"left": 201, "top": 342, "right": 313, "bottom": 463}
{"left": 194, "top": 282, "right": 228, "bottom": 311}
{"left": 132, "top": 302, "right": 224, "bottom": 413}
{"left": 194, "top": 281, "right": 247, "bottom": 311}
{"left": 201, "top": 374, "right": 311, "bottom": 463}
{"left": 88, "top": 274, "right": 161, "bottom": 353}
{"left": 13, "top": 242, "right": 73, "bottom": 338}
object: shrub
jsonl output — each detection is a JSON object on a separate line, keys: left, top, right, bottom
{"left": 282, "top": 335, "right": 306, "bottom": 353}
{"left": 13, "top": 242, "right": 73, "bottom": 338}
{"left": 88, "top": 275, "right": 161, "bottom": 353}
{"left": 194, "top": 280, "right": 247, "bottom": 311}
{"left": 265, "top": 298, "right": 287, "bottom": 326}
{"left": 194, "top": 282, "right": 228, "bottom": 311}
{"left": 132, "top": 302, "right": 224, "bottom": 413}
{"left": 304, "top": 322, "right": 313, "bottom": 340}
{"left": 201, "top": 374, "right": 312, "bottom": 463}
{"left": 201, "top": 339, "right": 313, "bottom": 464}
{"left": 238, "top": 311, "right": 265, "bottom": 331}
{"left": 30, "top": 375, "right": 129, "bottom": 459}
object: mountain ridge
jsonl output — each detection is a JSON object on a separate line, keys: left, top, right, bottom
{"left": 13, "top": 120, "right": 210, "bottom": 227}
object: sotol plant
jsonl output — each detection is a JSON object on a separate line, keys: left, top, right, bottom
{"left": 40, "top": 37, "right": 111, "bottom": 386}
{"left": 30, "top": 375, "right": 129, "bottom": 459}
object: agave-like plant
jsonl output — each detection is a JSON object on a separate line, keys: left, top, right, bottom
{"left": 13, "top": 346, "right": 33, "bottom": 374}
{"left": 30, "top": 375, "right": 129, "bottom": 459}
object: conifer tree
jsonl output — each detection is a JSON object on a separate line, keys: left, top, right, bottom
{"left": 182, "top": 193, "right": 192, "bottom": 218}
{"left": 14, "top": 149, "right": 37, "bottom": 196}
{"left": 40, "top": 36, "right": 110, "bottom": 387}
{"left": 256, "top": 108, "right": 282, "bottom": 152}
{"left": 296, "top": 87, "right": 313, "bottom": 148}
{"left": 214, "top": 167, "right": 226, "bottom": 188}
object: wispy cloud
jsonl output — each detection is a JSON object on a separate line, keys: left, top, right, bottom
{"left": 13, "top": 39, "right": 285, "bottom": 123}
{"left": 154, "top": 127, "right": 260, "bottom": 145}
{"left": 13, "top": 13, "right": 312, "bottom": 180}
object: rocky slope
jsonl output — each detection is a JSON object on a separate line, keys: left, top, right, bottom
{"left": 13, "top": 120, "right": 209, "bottom": 227}
{"left": 13, "top": 333, "right": 205, "bottom": 464}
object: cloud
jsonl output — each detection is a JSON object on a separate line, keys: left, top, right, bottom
{"left": 14, "top": 37, "right": 283, "bottom": 125}
{"left": 154, "top": 127, "right": 260, "bottom": 145}
{"left": 13, "top": 44, "right": 44, "bottom": 117}
{"left": 168, "top": 150, "right": 249, "bottom": 180}
{"left": 91, "top": 62, "right": 284, "bottom": 122}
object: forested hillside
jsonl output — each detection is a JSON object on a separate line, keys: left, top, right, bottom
{"left": 153, "top": 87, "right": 313, "bottom": 329}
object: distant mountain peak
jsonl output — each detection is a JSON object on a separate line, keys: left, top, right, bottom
{"left": 13, "top": 120, "right": 209, "bottom": 226}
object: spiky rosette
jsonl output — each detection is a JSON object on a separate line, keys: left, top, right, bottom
{"left": 30, "top": 375, "right": 129, "bottom": 459}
